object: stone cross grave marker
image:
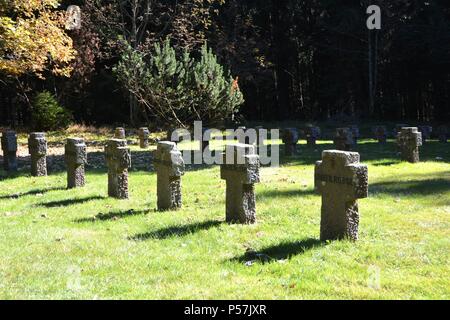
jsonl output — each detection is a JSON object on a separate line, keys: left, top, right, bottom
{"left": 65, "top": 138, "right": 87, "bottom": 189}
{"left": 105, "top": 139, "right": 131, "bottom": 199}
{"left": 418, "top": 126, "right": 432, "bottom": 142}
{"left": 397, "top": 127, "right": 422, "bottom": 163}
{"left": 220, "top": 143, "right": 260, "bottom": 224}
{"left": 28, "top": 132, "right": 47, "bottom": 177}
{"left": 315, "top": 150, "right": 368, "bottom": 241}
{"left": 282, "top": 128, "right": 299, "bottom": 156}
{"left": 154, "top": 141, "right": 185, "bottom": 211}
{"left": 372, "top": 126, "right": 387, "bottom": 143}
{"left": 1, "top": 130, "right": 18, "bottom": 171}
{"left": 334, "top": 128, "right": 354, "bottom": 151}
{"left": 114, "top": 127, "right": 126, "bottom": 139}
{"left": 138, "top": 127, "right": 150, "bottom": 148}
{"left": 304, "top": 126, "right": 321, "bottom": 146}
{"left": 437, "top": 125, "right": 448, "bottom": 143}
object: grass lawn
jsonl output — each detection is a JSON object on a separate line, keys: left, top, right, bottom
{"left": 0, "top": 134, "right": 449, "bottom": 299}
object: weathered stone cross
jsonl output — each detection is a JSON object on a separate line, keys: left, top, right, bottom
{"left": 115, "top": 127, "right": 126, "bottom": 139}
{"left": 372, "top": 126, "right": 387, "bottom": 143}
{"left": 105, "top": 139, "right": 131, "bottom": 199}
{"left": 1, "top": 129, "right": 18, "bottom": 171}
{"left": 65, "top": 138, "right": 87, "bottom": 189}
{"left": 315, "top": 150, "right": 368, "bottom": 241}
{"left": 334, "top": 128, "right": 354, "bottom": 151}
{"left": 28, "top": 132, "right": 47, "bottom": 177}
{"left": 304, "top": 126, "right": 321, "bottom": 146}
{"left": 396, "top": 127, "right": 422, "bottom": 163}
{"left": 154, "top": 141, "right": 185, "bottom": 211}
{"left": 282, "top": 128, "right": 299, "bottom": 156}
{"left": 220, "top": 144, "right": 260, "bottom": 224}
{"left": 138, "top": 127, "right": 150, "bottom": 148}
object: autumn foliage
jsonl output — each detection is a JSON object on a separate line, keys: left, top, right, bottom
{"left": 0, "top": 0, "right": 75, "bottom": 78}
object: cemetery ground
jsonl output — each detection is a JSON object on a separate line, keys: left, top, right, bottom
{"left": 0, "top": 124, "right": 449, "bottom": 299}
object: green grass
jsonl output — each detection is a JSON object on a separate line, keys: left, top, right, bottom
{"left": 0, "top": 137, "right": 449, "bottom": 299}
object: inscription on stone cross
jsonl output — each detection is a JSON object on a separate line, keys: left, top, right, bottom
{"left": 315, "top": 150, "right": 368, "bottom": 241}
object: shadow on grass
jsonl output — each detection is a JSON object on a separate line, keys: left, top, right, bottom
{"left": 371, "top": 178, "right": 450, "bottom": 196}
{"left": 231, "top": 238, "right": 326, "bottom": 264}
{"left": 258, "top": 188, "right": 316, "bottom": 198}
{"left": 75, "top": 208, "right": 149, "bottom": 222}
{"left": 371, "top": 160, "right": 401, "bottom": 166}
{"left": 38, "top": 195, "right": 105, "bottom": 207}
{"left": 0, "top": 186, "right": 65, "bottom": 200}
{"left": 129, "top": 220, "right": 223, "bottom": 241}
{"left": 0, "top": 170, "right": 24, "bottom": 181}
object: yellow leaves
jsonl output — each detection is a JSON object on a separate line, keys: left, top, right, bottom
{"left": 0, "top": 0, "right": 76, "bottom": 78}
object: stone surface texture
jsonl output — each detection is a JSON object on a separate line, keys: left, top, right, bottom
{"left": 138, "top": 127, "right": 150, "bottom": 148}
{"left": 334, "top": 128, "right": 354, "bottom": 151}
{"left": 115, "top": 127, "right": 126, "bottom": 139}
{"left": 397, "top": 127, "right": 422, "bottom": 163}
{"left": 105, "top": 139, "right": 131, "bottom": 199}
{"left": 28, "top": 132, "right": 47, "bottom": 176}
{"left": 1, "top": 129, "right": 18, "bottom": 171}
{"left": 220, "top": 144, "right": 260, "bottom": 224}
{"left": 65, "top": 138, "right": 87, "bottom": 188}
{"left": 153, "top": 141, "right": 185, "bottom": 210}
{"left": 315, "top": 150, "right": 368, "bottom": 241}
